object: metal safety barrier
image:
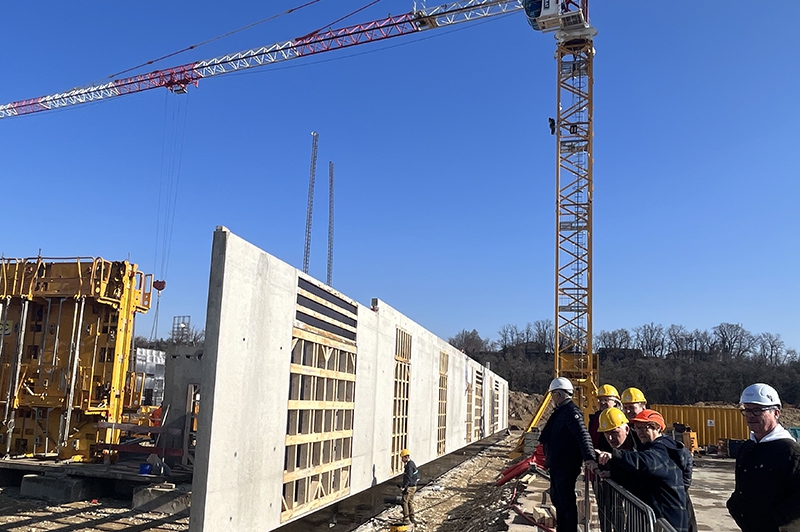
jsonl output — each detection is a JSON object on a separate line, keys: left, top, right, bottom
{"left": 593, "top": 477, "right": 669, "bottom": 532}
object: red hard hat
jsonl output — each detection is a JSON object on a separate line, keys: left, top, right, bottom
{"left": 630, "top": 409, "right": 665, "bottom": 431}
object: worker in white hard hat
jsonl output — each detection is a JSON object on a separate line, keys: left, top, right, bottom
{"left": 726, "top": 383, "right": 800, "bottom": 532}
{"left": 588, "top": 384, "right": 622, "bottom": 447}
{"left": 538, "top": 377, "right": 598, "bottom": 532}
{"left": 398, "top": 449, "right": 419, "bottom": 524}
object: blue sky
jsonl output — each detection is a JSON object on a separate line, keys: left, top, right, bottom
{"left": 1, "top": 1, "right": 798, "bottom": 352}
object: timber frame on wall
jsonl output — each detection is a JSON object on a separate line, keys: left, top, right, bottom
{"left": 437, "top": 351, "right": 448, "bottom": 455}
{"left": 281, "top": 275, "right": 359, "bottom": 522}
{"left": 391, "top": 328, "right": 411, "bottom": 473}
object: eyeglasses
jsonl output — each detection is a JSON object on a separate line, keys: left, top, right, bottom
{"left": 740, "top": 407, "right": 777, "bottom": 417}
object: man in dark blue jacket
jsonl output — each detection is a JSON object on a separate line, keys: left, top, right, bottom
{"left": 539, "top": 377, "right": 597, "bottom": 532}
{"left": 596, "top": 409, "right": 688, "bottom": 532}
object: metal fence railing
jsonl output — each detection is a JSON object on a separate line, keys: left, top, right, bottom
{"left": 593, "top": 477, "right": 660, "bottom": 532}
{"left": 655, "top": 518, "right": 678, "bottom": 532}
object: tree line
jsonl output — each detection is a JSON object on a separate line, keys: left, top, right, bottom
{"left": 449, "top": 321, "right": 800, "bottom": 405}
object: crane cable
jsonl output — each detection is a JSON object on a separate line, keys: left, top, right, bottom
{"left": 95, "top": 0, "right": 329, "bottom": 84}
{"left": 150, "top": 91, "right": 190, "bottom": 341}
{"left": 139, "top": 0, "right": 385, "bottom": 341}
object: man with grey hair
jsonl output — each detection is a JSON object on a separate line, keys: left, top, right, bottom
{"left": 539, "top": 377, "right": 597, "bottom": 532}
{"left": 727, "top": 383, "right": 800, "bottom": 532}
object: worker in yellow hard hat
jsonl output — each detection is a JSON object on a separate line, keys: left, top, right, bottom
{"left": 596, "top": 410, "right": 691, "bottom": 532}
{"left": 621, "top": 387, "right": 647, "bottom": 421}
{"left": 588, "top": 384, "right": 622, "bottom": 447}
{"left": 398, "top": 449, "right": 418, "bottom": 524}
{"left": 597, "top": 407, "right": 638, "bottom": 452}
{"left": 594, "top": 407, "right": 639, "bottom": 488}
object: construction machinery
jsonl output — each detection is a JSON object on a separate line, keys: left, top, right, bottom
{"left": 0, "top": 256, "right": 152, "bottom": 461}
{"left": 0, "top": 0, "right": 600, "bottom": 448}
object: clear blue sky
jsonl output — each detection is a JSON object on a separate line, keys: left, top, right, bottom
{"left": 2, "top": 1, "right": 798, "bottom": 352}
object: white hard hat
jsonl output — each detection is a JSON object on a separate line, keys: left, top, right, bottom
{"left": 740, "top": 383, "right": 781, "bottom": 407}
{"left": 549, "top": 377, "right": 574, "bottom": 393}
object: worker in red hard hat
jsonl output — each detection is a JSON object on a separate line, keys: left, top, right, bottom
{"left": 727, "top": 383, "right": 800, "bottom": 532}
{"left": 596, "top": 409, "right": 690, "bottom": 532}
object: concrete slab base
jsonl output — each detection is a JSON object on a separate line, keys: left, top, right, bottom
{"left": 20, "top": 474, "right": 108, "bottom": 503}
{"left": 132, "top": 482, "right": 191, "bottom": 515}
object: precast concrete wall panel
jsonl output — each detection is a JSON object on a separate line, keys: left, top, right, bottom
{"left": 190, "top": 228, "right": 508, "bottom": 532}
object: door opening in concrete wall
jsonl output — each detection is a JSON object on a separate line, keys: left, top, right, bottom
{"left": 282, "top": 334, "right": 356, "bottom": 521}
{"left": 437, "top": 351, "right": 448, "bottom": 455}
{"left": 391, "top": 328, "right": 411, "bottom": 473}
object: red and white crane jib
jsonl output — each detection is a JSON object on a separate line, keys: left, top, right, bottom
{"left": 0, "top": 0, "right": 523, "bottom": 120}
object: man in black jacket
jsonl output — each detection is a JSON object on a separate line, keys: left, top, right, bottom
{"left": 727, "top": 383, "right": 800, "bottom": 532}
{"left": 539, "top": 377, "right": 598, "bottom": 532}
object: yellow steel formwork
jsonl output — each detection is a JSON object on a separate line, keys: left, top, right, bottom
{"left": 0, "top": 257, "right": 152, "bottom": 461}
{"left": 651, "top": 404, "right": 750, "bottom": 447}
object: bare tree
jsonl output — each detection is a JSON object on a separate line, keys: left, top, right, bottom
{"left": 633, "top": 322, "right": 666, "bottom": 358}
{"left": 532, "top": 319, "right": 555, "bottom": 354}
{"left": 595, "top": 328, "right": 632, "bottom": 350}
{"left": 712, "top": 323, "right": 755, "bottom": 360}
{"left": 756, "top": 332, "right": 785, "bottom": 366}
{"left": 690, "top": 329, "right": 714, "bottom": 355}
{"left": 666, "top": 324, "right": 694, "bottom": 360}
{"left": 448, "top": 329, "right": 491, "bottom": 357}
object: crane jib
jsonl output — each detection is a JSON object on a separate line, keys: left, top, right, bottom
{"left": 0, "top": 0, "right": 524, "bottom": 119}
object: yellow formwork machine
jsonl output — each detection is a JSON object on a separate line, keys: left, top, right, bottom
{"left": 0, "top": 256, "right": 152, "bottom": 461}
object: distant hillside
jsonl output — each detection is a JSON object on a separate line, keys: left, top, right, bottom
{"left": 449, "top": 326, "right": 800, "bottom": 405}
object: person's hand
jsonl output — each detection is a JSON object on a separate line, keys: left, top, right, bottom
{"left": 596, "top": 451, "right": 612, "bottom": 465}
{"left": 584, "top": 459, "right": 598, "bottom": 473}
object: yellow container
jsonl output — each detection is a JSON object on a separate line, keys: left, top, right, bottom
{"left": 650, "top": 404, "right": 749, "bottom": 447}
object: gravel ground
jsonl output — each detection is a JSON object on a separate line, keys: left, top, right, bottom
{"left": 353, "top": 434, "right": 518, "bottom": 532}
{"left": 0, "top": 487, "right": 189, "bottom": 532}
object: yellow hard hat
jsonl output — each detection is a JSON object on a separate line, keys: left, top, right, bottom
{"left": 597, "top": 384, "right": 620, "bottom": 399}
{"left": 598, "top": 407, "right": 628, "bottom": 432}
{"left": 400, "top": 449, "right": 410, "bottom": 457}
{"left": 621, "top": 387, "right": 647, "bottom": 404}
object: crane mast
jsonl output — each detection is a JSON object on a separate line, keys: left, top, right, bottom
{"left": 554, "top": 34, "right": 597, "bottom": 414}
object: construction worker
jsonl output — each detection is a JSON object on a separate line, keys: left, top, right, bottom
{"left": 399, "top": 449, "right": 419, "bottom": 524}
{"left": 596, "top": 409, "right": 689, "bottom": 532}
{"left": 597, "top": 407, "right": 637, "bottom": 453}
{"left": 588, "top": 384, "right": 622, "bottom": 447}
{"left": 539, "top": 377, "right": 598, "bottom": 532}
{"left": 620, "top": 387, "right": 647, "bottom": 420}
{"left": 726, "top": 383, "right": 800, "bottom": 532}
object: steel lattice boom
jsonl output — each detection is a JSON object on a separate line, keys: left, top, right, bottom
{"left": 0, "top": 0, "right": 523, "bottom": 119}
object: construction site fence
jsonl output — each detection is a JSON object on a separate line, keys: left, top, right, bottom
{"left": 593, "top": 476, "right": 678, "bottom": 532}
